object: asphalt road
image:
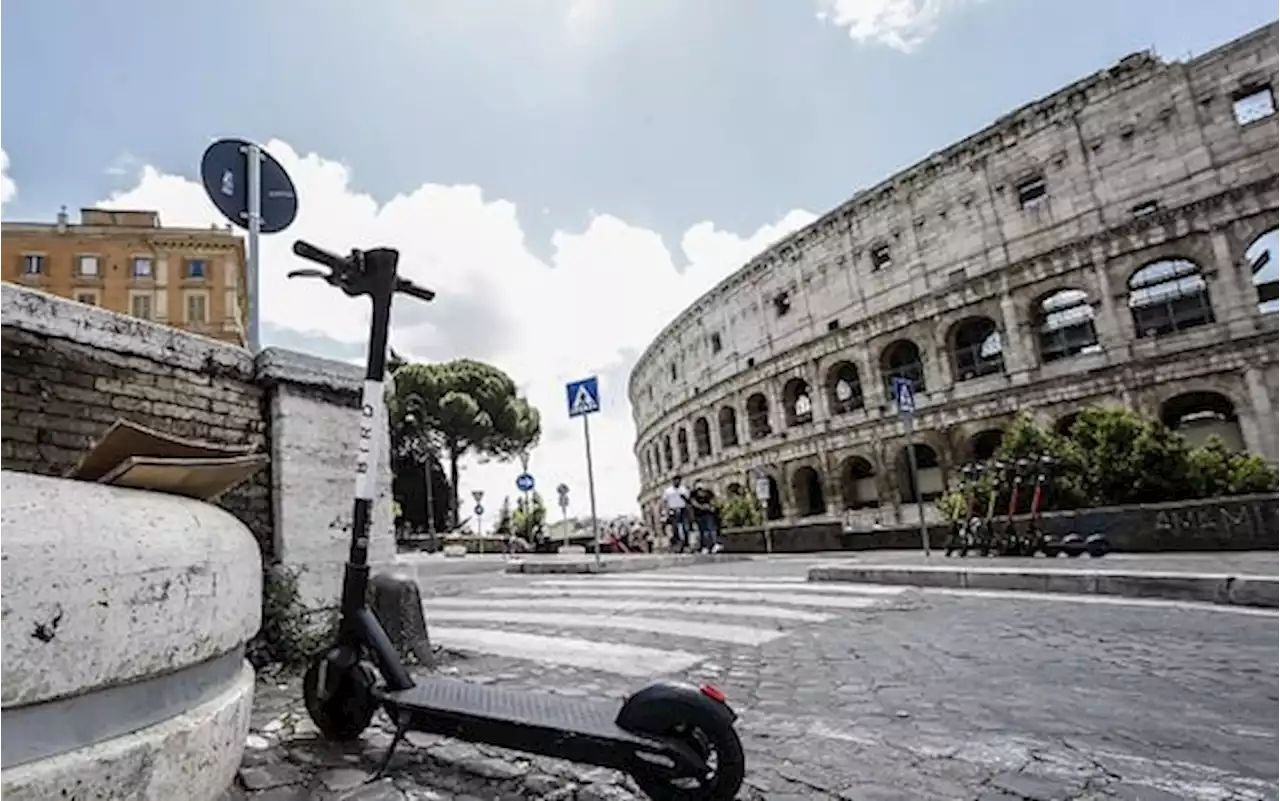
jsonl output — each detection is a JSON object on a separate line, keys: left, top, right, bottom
{"left": 414, "top": 557, "right": 1279, "bottom": 801}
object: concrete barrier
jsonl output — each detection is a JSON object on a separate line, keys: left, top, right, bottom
{"left": 506, "top": 553, "right": 752, "bottom": 575}
{"left": 1, "top": 471, "right": 261, "bottom": 800}
{"left": 806, "top": 563, "right": 1280, "bottom": 608}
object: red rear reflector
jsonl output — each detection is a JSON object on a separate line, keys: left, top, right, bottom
{"left": 700, "top": 684, "right": 727, "bottom": 704}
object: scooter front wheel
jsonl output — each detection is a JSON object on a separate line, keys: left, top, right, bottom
{"left": 630, "top": 710, "right": 744, "bottom": 801}
{"left": 303, "top": 653, "right": 379, "bottom": 742}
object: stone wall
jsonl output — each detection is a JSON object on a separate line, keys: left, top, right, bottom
{"left": 720, "top": 493, "right": 1280, "bottom": 553}
{"left": 0, "top": 283, "right": 396, "bottom": 616}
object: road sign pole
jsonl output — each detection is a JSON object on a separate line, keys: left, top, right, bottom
{"left": 244, "top": 143, "right": 262, "bottom": 354}
{"left": 582, "top": 414, "right": 601, "bottom": 568}
{"left": 903, "top": 413, "right": 931, "bottom": 558}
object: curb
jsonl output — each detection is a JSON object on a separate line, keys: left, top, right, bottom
{"left": 504, "top": 553, "right": 752, "bottom": 575}
{"left": 806, "top": 564, "right": 1280, "bottom": 609}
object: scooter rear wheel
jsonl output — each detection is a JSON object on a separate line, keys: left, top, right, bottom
{"left": 630, "top": 711, "right": 744, "bottom": 801}
{"left": 303, "top": 654, "right": 379, "bottom": 742}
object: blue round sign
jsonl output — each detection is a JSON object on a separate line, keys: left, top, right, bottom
{"left": 200, "top": 138, "right": 298, "bottom": 234}
{"left": 474, "top": 503, "right": 484, "bottom": 517}
{"left": 516, "top": 473, "right": 535, "bottom": 492}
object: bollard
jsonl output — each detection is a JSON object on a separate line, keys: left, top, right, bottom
{"left": 369, "top": 571, "right": 434, "bottom": 668}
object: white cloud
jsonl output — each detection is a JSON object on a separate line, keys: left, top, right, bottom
{"left": 1, "top": 149, "right": 16, "bottom": 208}
{"left": 814, "top": 0, "right": 977, "bottom": 53}
{"left": 92, "top": 140, "right": 815, "bottom": 517}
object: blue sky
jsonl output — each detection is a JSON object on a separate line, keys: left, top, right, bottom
{"left": 3, "top": 0, "right": 1277, "bottom": 514}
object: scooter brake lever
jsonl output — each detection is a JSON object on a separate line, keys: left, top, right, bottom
{"left": 287, "top": 268, "right": 332, "bottom": 280}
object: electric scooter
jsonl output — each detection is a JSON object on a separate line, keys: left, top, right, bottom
{"left": 996, "top": 459, "right": 1027, "bottom": 556}
{"left": 944, "top": 463, "right": 980, "bottom": 557}
{"left": 288, "top": 240, "right": 745, "bottom": 800}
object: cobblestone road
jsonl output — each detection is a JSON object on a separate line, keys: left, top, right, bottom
{"left": 225, "top": 559, "right": 1279, "bottom": 800}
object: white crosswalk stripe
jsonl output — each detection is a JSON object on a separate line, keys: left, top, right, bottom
{"left": 424, "top": 572, "right": 909, "bottom": 678}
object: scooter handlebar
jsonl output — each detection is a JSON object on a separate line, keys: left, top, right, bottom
{"left": 292, "top": 239, "right": 349, "bottom": 271}
{"left": 396, "top": 278, "right": 436, "bottom": 302}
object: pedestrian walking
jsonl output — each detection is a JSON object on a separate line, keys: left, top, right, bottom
{"left": 662, "top": 475, "right": 692, "bottom": 552}
{"left": 689, "top": 480, "right": 719, "bottom": 553}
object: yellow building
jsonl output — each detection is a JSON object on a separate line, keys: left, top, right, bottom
{"left": 2, "top": 207, "right": 248, "bottom": 347}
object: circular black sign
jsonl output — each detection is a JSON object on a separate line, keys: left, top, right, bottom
{"left": 200, "top": 138, "right": 299, "bottom": 234}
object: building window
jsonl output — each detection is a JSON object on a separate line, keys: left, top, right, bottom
{"left": 132, "top": 257, "right": 154, "bottom": 278}
{"left": 75, "top": 291, "right": 99, "bottom": 306}
{"left": 22, "top": 254, "right": 44, "bottom": 274}
{"left": 186, "top": 259, "right": 207, "bottom": 279}
{"left": 1232, "top": 85, "right": 1276, "bottom": 126}
{"left": 77, "top": 255, "right": 100, "bottom": 277}
{"left": 870, "top": 245, "right": 892, "bottom": 272}
{"left": 669, "top": 362, "right": 677, "bottom": 380}
{"left": 1017, "top": 176, "right": 1047, "bottom": 210}
{"left": 710, "top": 332, "right": 723, "bottom": 353}
{"left": 1127, "top": 258, "right": 1213, "bottom": 338}
{"left": 773, "top": 292, "right": 791, "bottom": 317}
{"left": 186, "top": 293, "right": 208, "bottom": 323}
{"left": 1132, "top": 200, "right": 1159, "bottom": 217}
{"left": 1037, "top": 288, "right": 1100, "bottom": 363}
{"left": 827, "top": 319, "right": 839, "bottom": 332}
{"left": 131, "top": 293, "right": 153, "bottom": 319}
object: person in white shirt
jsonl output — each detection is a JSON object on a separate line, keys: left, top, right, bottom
{"left": 661, "top": 475, "right": 692, "bottom": 552}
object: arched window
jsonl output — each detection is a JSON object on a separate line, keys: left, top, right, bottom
{"left": 897, "top": 444, "right": 942, "bottom": 503}
{"left": 970, "top": 429, "right": 1004, "bottom": 462}
{"left": 1037, "top": 289, "right": 1100, "bottom": 363}
{"left": 825, "top": 361, "right": 864, "bottom": 415}
{"left": 791, "top": 466, "right": 826, "bottom": 517}
{"left": 950, "top": 317, "right": 1005, "bottom": 380}
{"left": 880, "top": 340, "right": 926, "bottom": 394}
{"left": 746, "top": 393, "right": 771, "bottom": 439}
{"left": 693, "top": 417, "right": 712, "bottom": 457}
{"left": 718, "top": 406, "right": 739, "bottom": 448}
{"left": 676, "top": 428, "right": 690, "bottom": 464}
{"left": 1160, "top": 391, "right": 1244, "bottom": 452}
{"left": 1246, "top": 228, "right": 1279, "bottom": 314}
{"left": 839, "top": 456, "right": 878, "bottom": 509}
{"left": 782, "top": 378, "right": 813, "bottom": 426}
{"left": 1128, "top": 258, "right": 1213, "bottom": 338}
{"left": 661, "top": 436, "right": 673, "bottom": 471}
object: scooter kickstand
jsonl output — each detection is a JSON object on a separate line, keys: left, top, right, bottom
{"left": 371, "top": 712, "right": 411, "bottom": 780}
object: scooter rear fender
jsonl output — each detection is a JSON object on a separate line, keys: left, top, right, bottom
{"left": 615, "top": 681, "right": 737, "bottom": 734}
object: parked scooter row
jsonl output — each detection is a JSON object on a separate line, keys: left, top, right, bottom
{"left": 943, "top": 455, "right": 1110, "bottom": 558}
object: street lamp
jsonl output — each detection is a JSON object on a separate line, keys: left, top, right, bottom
{"left": 402, "top": 393, "right": 441, "bottom": 552}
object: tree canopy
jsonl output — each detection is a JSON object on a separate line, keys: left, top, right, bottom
{"left": 389, "top": 359, "right": 541, "bottom": 526}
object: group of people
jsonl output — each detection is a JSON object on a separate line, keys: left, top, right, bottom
{"left": 660, "top": 475, "right": 721, "bottom": 553}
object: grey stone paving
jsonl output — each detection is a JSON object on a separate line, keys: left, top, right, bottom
{"left": 221, "top": 558, "right": 1279, "bottom": 800}
{"left": 803, "top": 550, "right": 1280, "bottom": 576}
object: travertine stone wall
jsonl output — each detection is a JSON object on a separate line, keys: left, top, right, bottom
{"left": 629, "top": 23, "right": 1280, "bottom": 528}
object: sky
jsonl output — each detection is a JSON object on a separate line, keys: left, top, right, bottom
{"left": 2, "top": 0, "right": 1278, "bottom": 518}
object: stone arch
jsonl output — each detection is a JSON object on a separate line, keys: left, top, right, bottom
{"left": 1246, "top": 228, "right": 1279, "bottom": 314}
{"left": 790, "top": 465, "right": 826, "bottom": 517}
{"left": 838, "top": 455, "right": 878, "bottom": 509}
{"left": 1160, "top": 391, "right": 1244, "bottom": 451}
{"left": 825, "top": 361, "right": 864, "bottom": 415}
{"left": 718, "top": 405, "right": 740, "bottom": 447}
{"left": 949, "top": 316, "right": 1005, "bottom": 381}
{"left": 880, "top": 339, "right": 926, "bottom": 394}
{"left": 895, "top": 443, "right": 943, "bottom": 504}
{"left": 782, "top": 377, "right": 814, "bottom": 426}
{"left": 1127, "top": 257, "right": 1214, "bottom": 338}
{"left": 746, "top": 392, "right": 772, "bottom": 439}
{"left": 693, "top": 416, "right": 712, "bottom": 457}
{"left": 676, "top": 427, "right": 690, "bottom": 464}
{"left": 1034, "top": 288, "right": 1100, "bottom": 363}
{"left": 969, "top": 429, "right": 1004, "bottom": 462}
{"left": 661, "top": 435, "right": 673, "bottom": 470}
{"left": 1054, "top": 412, "right": 1081, "bottom": 437}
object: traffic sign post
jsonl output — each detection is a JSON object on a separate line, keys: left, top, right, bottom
{"left": 565, "top": 377, "right": 602, "bottom": 568}
{"left": 892, "top": 377, "right": 931, "bottom": 557}
{"left": 200, "top": 138, "right": 298, "bottom": 354}
{"left": 516, "top": 453, "right": 534, "bottom": 542}
{"left": 752, "top": 469, "right": 774, "bottom": 554}
{"left": 472, "top": 490, "right": 485, "bottom": 550}
{"left": 556, "top": 483, "right": 570, "bottom": 530}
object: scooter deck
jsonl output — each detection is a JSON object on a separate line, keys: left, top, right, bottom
{"left": 379, "top": 676, "right": 657, "bottom": 761}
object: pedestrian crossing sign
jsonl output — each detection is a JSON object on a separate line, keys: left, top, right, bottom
{"left": 566, "top": 376, "right": 601, "bottom": 418}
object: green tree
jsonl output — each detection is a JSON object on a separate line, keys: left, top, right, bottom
{"left": 994, "top": 413, "right": 1088, "bottom": 510}
{"left": 1188, "top": 435, "right": 1279, "bottom": 496}
{"left": 720, "top": 488, "right": 764, "bottom": 529}
{"left": 496, "top": 497, "right": 514, "bottom": 536}
{"left": 390, "top": 359, "right": 542, "bottom": 527}
{"left": 512, "top": 491, "right": 547, "bottom": 539}
{"left": 1068, "top": 407, "right": 1190, "bottom": 505}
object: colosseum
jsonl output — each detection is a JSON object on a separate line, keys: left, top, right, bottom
{"left": 629, "top": 22, "right": 1279, "bottom": 532}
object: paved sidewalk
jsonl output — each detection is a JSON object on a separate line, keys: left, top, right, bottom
{"left": 808, "top": 550, "right": 1279, "bottom": 608}
{"left": 505, "top": 552, "right": 751, "bottom": 574}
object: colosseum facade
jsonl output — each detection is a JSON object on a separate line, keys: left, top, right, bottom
{"left": 629, "top": 22, "right": 1280, "bottom": 531}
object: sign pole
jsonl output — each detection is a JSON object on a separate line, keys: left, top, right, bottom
{"left": 893, "top": 377, "right": 931, "bottom": 558}
{"left": 244, "top": 143, "right": 262, "bottom": 354}
{"left": 583, "top": 415, "right": 601, "bottom": 568}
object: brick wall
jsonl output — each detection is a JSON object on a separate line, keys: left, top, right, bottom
{"left": 1, "top": 286, "right": 273, "bottom": 558}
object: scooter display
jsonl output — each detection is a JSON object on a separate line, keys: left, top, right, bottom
{"left": 289, "top": 240, "right": 745, "bottom": 800}
{"left": 944, "top": 463, "right": 981, "bottom": 557}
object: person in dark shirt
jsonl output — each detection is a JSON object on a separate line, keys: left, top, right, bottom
{"left": 689, "top": 480, "right": 719, "bottom": 553}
